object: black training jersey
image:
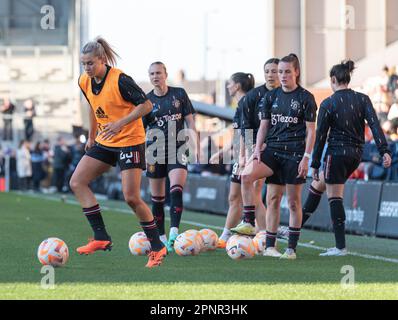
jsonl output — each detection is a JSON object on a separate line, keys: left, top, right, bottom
{"left": 144, "top": 86, "right": 195, "bottom": 152}
{"left": 89, "top": 65, "right": 147, "bottom": 106}
{"left": 232, "top": 98, "right": 244, "bottom": 130}
{"left": 260, "top": 86, "right": 317, "bottom": 159}
{"left": 311, "top": 89, "right": 391, "bottom": 169}
{"left": 241, "top": 84, "right": 269, "bottom": 143}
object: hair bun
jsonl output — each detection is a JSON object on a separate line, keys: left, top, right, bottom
{"left": 343, "top": 60, "right": 355, "bottom": 72}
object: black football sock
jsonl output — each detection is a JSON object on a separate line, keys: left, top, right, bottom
{"left": 83, "top": 204, "right": 111, "bottom": 241}
{"left": 140, "top": 219, "right": 164, "bottom": 252}
{"left": 152, "top": 196, "right": 166, "bottom": 235}
{"left": 243, "top": 205, "right": 256, "bottom": 226}
{"left": 170, "top": 185, "right": 183, "bottom": 229}
{"left": 302, "top": 185, "right": 323, "bottom": 227}
{"left": 266, "top": 231, "right": 277, "bottom": 248}
{"left": 288, "top": 227, "right": 301, "bottom": 252}
{"left": 329, "top": 197, "right": 346, "bottom": 250}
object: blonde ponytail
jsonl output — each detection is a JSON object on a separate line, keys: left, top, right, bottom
{"left": 81, "top": 36, "right": 120, "bottom": 66}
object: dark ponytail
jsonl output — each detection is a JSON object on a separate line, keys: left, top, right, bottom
{"left": 231, "top": 72, "right": 255, "bottom": 93}
{"left": 280, "top": 53, "right": 301, "bottom": 84}
{"left": 330, "top": 60, "right": 355, "bottom": 85}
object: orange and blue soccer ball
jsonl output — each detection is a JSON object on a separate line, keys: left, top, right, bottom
{"left": 37, "top": 237, "right": 69, "bottom": 267}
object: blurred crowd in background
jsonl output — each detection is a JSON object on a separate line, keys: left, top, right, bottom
{"left": 1, "top": 65, "right": 398, "bottom": 193}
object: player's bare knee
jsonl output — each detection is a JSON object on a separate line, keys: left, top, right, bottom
{"left": 69, "top": 177, "right": 82, "bottom": 192}
{"left": 124, "top": 194, "right": 142, "bottom": 209}
{"left": 288, "top": 199, "right": 300, "bottom": 213}
{"left": 267, "top": 195, "right": 282, "bottom": 211}
{"left": 241, "top": 174, "right": 254, "bottom": 187}
{"left": 228, "top": 192, "right": 241, "bottom": 206}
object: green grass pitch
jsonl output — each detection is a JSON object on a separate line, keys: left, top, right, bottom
{"left": 0, "top": 192, "right": 398, "bottom": 300}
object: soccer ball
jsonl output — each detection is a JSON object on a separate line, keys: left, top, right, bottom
{"left": 199, "top": 229, "right": 218, "bottom": 251}
{"left": 37, "top": 237, "right": 69, "bottom": 267}
{"left": 185, "top": 229, "right": 205, "bottom": 252}
{"left": 252, "top": 231, "right": 267, "bottom": 255}
{"left": 226, "top": 235, "right": 255, "bottom": 260}
{"left": 129, "top": 232, "right": 151, "bottom": 256}
{"left": 174, "top": 230, "right": 202, "bottom": 256}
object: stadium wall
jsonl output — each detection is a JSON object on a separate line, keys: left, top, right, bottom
{"left": 105, "top": 174, "right": 398, "bottom": 239}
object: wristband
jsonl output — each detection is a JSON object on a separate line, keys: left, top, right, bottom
{"left": 304, "top": 152, "right": 311, "bottom": 159}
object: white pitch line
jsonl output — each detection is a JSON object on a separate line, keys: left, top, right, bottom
{"left": 17, "top": 192, "right": 398, "bottom": 264}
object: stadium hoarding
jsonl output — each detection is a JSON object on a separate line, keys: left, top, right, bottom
{"left": 376, "top": 183, "right": 398, "bottom": 238}
{"left": 185, "top": 174, "right": 229, "bottom": 215}
{"left": 344, "top": 181, "right": 382, "bottom": 235}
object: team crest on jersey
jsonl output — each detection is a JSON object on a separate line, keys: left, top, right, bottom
{"left": 290, "top": 99, "right": 300, "bottom": 110}
{"left": 172, "top": 96, "right": 181, "bottom": 109}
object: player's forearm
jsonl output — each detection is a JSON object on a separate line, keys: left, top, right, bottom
{"left": 119, "top": 100, "right": 153, "bottom": 127}
{"left": 88, "top": 109, "right": 97, "bottom": 140}
{"left": 239, "top": 135, "right": 245, "bottom": 158}
{"left": 255, "top": 120, "right": 269, "bottom": 152}
{"left": 304, "top": 123, "right": 316, "bottom": 155}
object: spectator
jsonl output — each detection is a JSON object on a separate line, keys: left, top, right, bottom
{"left": 387, "top": 101, "right": 398, "bottom": 121}
{"left": 0, "top": 146, "right": 4, "bottom": 180}
{"left": 52, "top": 136, "right": 71, "bottom": 193}
{"left": 31, "top": 141, "right": 46, "bottom": 192}
{"left": 69, "top": 135, "right": 85, "bottom": 169}
{"left": 65, "top": 135, "right": 85, "bottom": 191}
{"left": 387, "top": 66, "right": 398, "bottom": 102}
{"left": 9, "top": 149, "right": 18, "bottom": 190}
{"left": 23, "top": 99, "right": 36, "bottom": 141}
{"left": 1, "top": 97, "right": 15, "bottom": 141}
{"left": 40, "top": 139, "right": 53, "bottom": 189}
{"left": 16, "top": 140, "right": 32, "bottom": 190}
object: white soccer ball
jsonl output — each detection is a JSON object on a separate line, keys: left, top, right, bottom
{"left": 37, "top": 237, "right": 69, "bottom": 267}
{"left": 252, "top": 231, "right": 267, "bottom": 255}
{"left": 226, "top": 235, "right": 255, "bottom": 260}
{"left": 174, "top": 230, "right": 202, "bottom": 256}
{"left": 185, "top": 229, "right": 205, "bottom": 252}
{"left": 199, "top": 228, "right": 219, "bottom": 251}
{"left": 129, "top": 232, "right": 151, "bottom": 256}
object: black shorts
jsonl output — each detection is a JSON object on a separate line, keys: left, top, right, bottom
{"left": 146, "top": 162, "right": 187, "bottom": 179}
{"left": 260, "top": 149, "right": 306, "bottom": 185}
{"left": 85, "top": 143, "right": 146, "bottom": 171}
{"left": 145, "top": 144, "right": 189, "bottom": 178}
{"left": 323, "top": 154, "right": 361, "bottom": 184}
{"left": 230, "top": 162, "right": 241, "bottom": 184}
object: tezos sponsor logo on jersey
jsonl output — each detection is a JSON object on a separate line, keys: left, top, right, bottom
{"left": 271, "top": 114, "right": 299, "bottom": 126}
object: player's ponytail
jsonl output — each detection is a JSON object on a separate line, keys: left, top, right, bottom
{"left": 280, "top": 53, "right": 301, "bottom": 84}
{"left": 330, "top": 60, "right": 355, "bottom": 84}
{"left": 81, "top": 36, "right": 120, "bottom": 66}
{"left": 231, "top": 72, "right": 255, "bottom": 93}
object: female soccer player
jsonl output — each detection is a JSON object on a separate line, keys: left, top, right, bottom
{"left": 209, "top": 72, "right": 258, "bottom": 248}
{"left": 240, "top": 58, "right": 281, "bottom": 242}
{"left": 235, "top": 54, "right": 317, "bottom": 260}
{"left": 144, "top": 61, "right": 198, "bottom": 252}
{"left": 71, "top": 37, "right": 167, "bottom": 268}
{"left": 311, "top": 60, "right": 392, "bottom": 256}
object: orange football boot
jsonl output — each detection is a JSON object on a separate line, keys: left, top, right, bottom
{"left": 217, "top": 239, "right": 227, "bottom": 249}
{"left": 145, "top": 246, "right": 167, "bottom": 268}
{"left": 76, "top": 238, "right": 113, "bottom": 255}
